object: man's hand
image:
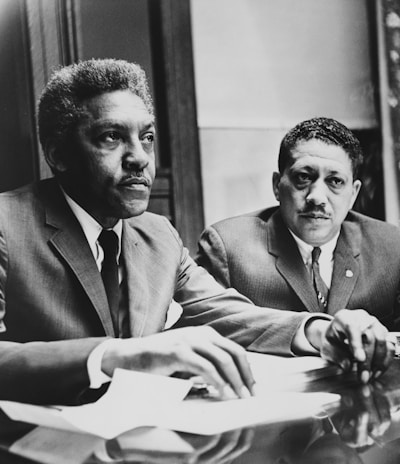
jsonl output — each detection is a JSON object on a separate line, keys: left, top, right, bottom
{"left": 305, "top": 309, "right": 394, "bottom": 383}
{"left": 101, "top": 326, "right": 255, "bottom": 399}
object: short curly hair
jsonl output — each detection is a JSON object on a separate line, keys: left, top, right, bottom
{"left": 278, "top": 117, "right": 364, "bottom": 178}
{"left": 38, "top": 58, "right": 153, "bottom": 151}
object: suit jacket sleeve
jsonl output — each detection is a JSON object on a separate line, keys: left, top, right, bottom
{"left": 170, "top": 223, "right": 309, "bottom": 356}
{"left": 196, "top": 225, "right": 231, "bottom": 288}
{"left": 0, "top": 229, "right": 108, "bottom": 405}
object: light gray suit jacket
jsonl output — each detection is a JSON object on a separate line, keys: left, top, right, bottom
{"left": 0, "top": 181, "right": 308, "bottom": 404}
{"left": 196, "top": 207, "right": 400, "bottom": 329}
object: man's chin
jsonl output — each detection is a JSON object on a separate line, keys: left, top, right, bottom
{"left": 119, "top": 201, "right": 150, "bottom": 218}
{"left": 297, "top": 228, "right": 333, "bottom": 247}
{"left": 305, "top": 237, "right": 332, "bottom": 247}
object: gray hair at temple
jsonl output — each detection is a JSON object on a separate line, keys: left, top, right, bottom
{"left": 38, "top": 58, "right": 153, "bottom": 152}
{"left": 278, "top": 117, "right": 364, "bottom": 179}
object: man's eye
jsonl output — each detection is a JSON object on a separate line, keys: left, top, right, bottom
{"left": 101, "top": 132, "right": 121, "bottom": 143}
{"left": 142, "top": 133, "right": 155, "bottom": 144}
{"left": 294, "top": 172, "right": 310, "bottom": 183}
{"left": 328, "top": 177, "right": 344, "bottom": 187}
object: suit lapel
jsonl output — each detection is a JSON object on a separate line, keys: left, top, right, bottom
{"left": 122, "top": 222, "right": 149, "bottom": 337}
{"left": 268, "top": 212, "right": 321, "bottom": 312}
{"left": 327, "top": 221, "right": 360, "bottom": 314}
{"left": 42, "top": 180, "right": 115, "bottom": 336}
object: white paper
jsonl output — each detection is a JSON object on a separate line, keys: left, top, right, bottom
{"left": 0, "top": 356, "right": 341, "bottom": 438}
{"left": 247, "top": 352, "right": 341, "bottom": 392}
{"left": 0, "top": 402, "right": 83, "bottom": 434}
{"left": 1, "top": 369, "right": 192, "bottom": 439}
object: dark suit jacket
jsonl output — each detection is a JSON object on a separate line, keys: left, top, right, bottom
{"left": 196, "top": 207, "right": 400, "bottom": 329}
{"left": 0, "top": 181, "right": 308, "bottom": 404}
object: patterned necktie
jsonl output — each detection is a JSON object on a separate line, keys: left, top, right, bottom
{"left": 311, "top": 247, "right": 329, "bottom": 311}
{"left": 98, "top": 229, "right": 120, "bottom": 335}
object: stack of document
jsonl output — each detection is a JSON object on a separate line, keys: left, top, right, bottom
{"left": 247, "top": 352, "right": 341, "bottom": 393}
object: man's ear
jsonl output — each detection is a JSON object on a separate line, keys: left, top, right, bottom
{"left": 350, "top": 179, "right": 362, "bottom": 208}
{"left": 272, "top": 172, "right": 281, "bottom": 202}
{"left": 44, "top": 142, "right": 68, "bottom": 173}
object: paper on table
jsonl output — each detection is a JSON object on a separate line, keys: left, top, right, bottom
{"left": 0, "top": 369, "right": 192, "bottom": 439}
{"left": 0, "top": 358, "right": 341, "bottom": 438}
{"left": 247, "top": 352, "right": 341, "bottom": 392}
{"left": 62, "top": 368, "right": 192, "bottom": 438}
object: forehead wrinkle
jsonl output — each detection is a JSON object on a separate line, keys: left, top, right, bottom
{"left": 90, "top": 118, "right": 155, "bottom": 129}
{"left": 289, "top": 153, "right": 352, "bottom": 173}
{"left": 291, "top": 140, "right": 351, "bottom": 161}
{"left": 290, "top": 163, "right": 346, "bottom": 174}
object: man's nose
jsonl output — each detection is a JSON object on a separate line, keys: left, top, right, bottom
{"left": 122, "top": 140, "right": 149, "bottom": 171}
{"left": 306, "top": 180, "right": 328, "bottom": 206}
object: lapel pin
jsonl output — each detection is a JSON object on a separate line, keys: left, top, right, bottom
{"left": 345, "top": 270, "right": 353, "bottom": 278}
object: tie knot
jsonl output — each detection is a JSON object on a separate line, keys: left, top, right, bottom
{"left": 312, "top": 247, "right": 321, "bottom": 263}
{"left": 98, "top": 229, "right": 119, "bottom": 256}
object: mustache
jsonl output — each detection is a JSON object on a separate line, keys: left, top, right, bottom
{"left": 299, "top": 205, "right": 330, "bottom": 217}
{"left": 119, "top": 172, "right": 151, "bottom": 187}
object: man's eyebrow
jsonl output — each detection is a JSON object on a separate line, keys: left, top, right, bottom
{"left": 141, "top": 121, "right": 156, "bottom": 130}
{"left": 91, "top": 119, "right": 156, "bottom": 130}
{"left": 289, "top": 164, "right": 315, "bottom": 172}
{"left": 326, "top": 168, "right": 346, "bottom": 176}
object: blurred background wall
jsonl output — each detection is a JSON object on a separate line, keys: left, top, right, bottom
{"left": 190, "top": 0, "right": 380, "bottom": 225}
{"left": 0, "top": 0, "right": 398, "bottom": 253}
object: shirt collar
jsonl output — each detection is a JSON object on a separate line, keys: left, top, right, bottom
{"left": 60, "top": 187, "right": 122, "bottom": 260}
{"left": 288, "top": 228, "right": 339, "bottom": 265}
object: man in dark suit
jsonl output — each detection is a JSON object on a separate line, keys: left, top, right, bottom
{"left": 197, "top": 117, "right": 400, "bottom": 333}
{"left": 0, "top": 63, "right": 392, "bottom": 405}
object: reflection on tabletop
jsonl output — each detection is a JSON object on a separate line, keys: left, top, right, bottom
{"left": 2, "top": 361, "right": 400, "bottom": 463}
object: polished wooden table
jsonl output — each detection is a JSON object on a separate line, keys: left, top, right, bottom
{"left": 1, "top": 360, "right": 400, "bottom": 463}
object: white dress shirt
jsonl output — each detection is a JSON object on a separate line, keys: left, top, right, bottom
{"left": 289, "top": 230, "right": 340, "bottom": 289}
{"left": 63, "top": 192, "right": 123, "bottom": 277}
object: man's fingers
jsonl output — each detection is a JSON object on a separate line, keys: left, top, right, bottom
{"left": 173, "top": 348, "right": 232, "bottom": 397}
{"left": 339, "top": 317, "right": 369, "bottom": 363}
{"left": 323, "top": 319, "right": 353, "bottom": 369}
{"left": 166, "top": 328, "right": 254, "bottom": 399}
{"left": 325, "top": 310, "right": 394, "bottom": 384}
{"left": 357, "top": 323, "right": 392, "bottom": 382}
{"left": 370, "top": 328, "right": 394, "bottom": 378}
{"left": 195, "top": 342, "right": 252, "bottom": 399}
{"left": 356, "top": 329, "right": 374, "bottom": 384}
{"left": 321, "top": 337, "right": 353, "bottom": 371}
{"left": 207, "top": 333, "right": 255, "bottom": 395}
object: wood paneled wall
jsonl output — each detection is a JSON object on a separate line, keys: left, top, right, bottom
{"left": 0, "top": 0, "right": 204, "bottom": 254}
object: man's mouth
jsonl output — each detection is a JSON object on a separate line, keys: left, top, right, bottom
{"left": 119, "top": 176, "right": 150, "bottom": 188}
{"left": 299, "top": 212, "right": 330, "bottom": 220}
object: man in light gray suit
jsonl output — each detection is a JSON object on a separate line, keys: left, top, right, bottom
{"left": 0, "top": 64, "right": 392, "bottom": 405}
{"left": 197, "top": 117, "right": 400, "bottom": 340}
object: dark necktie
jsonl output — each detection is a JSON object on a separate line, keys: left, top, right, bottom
{"left": 311, "top": 247, "right": 329, "bottom": 311}
{"left": 98, "top": 229, "right": 120, "bottom": 335}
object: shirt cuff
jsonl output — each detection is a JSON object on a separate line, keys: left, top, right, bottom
{"left": 292, "top": 314, "right": 333, "bottom": 355}
{"left": 87, "top": 338, "right": 123, "bottom": 389}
